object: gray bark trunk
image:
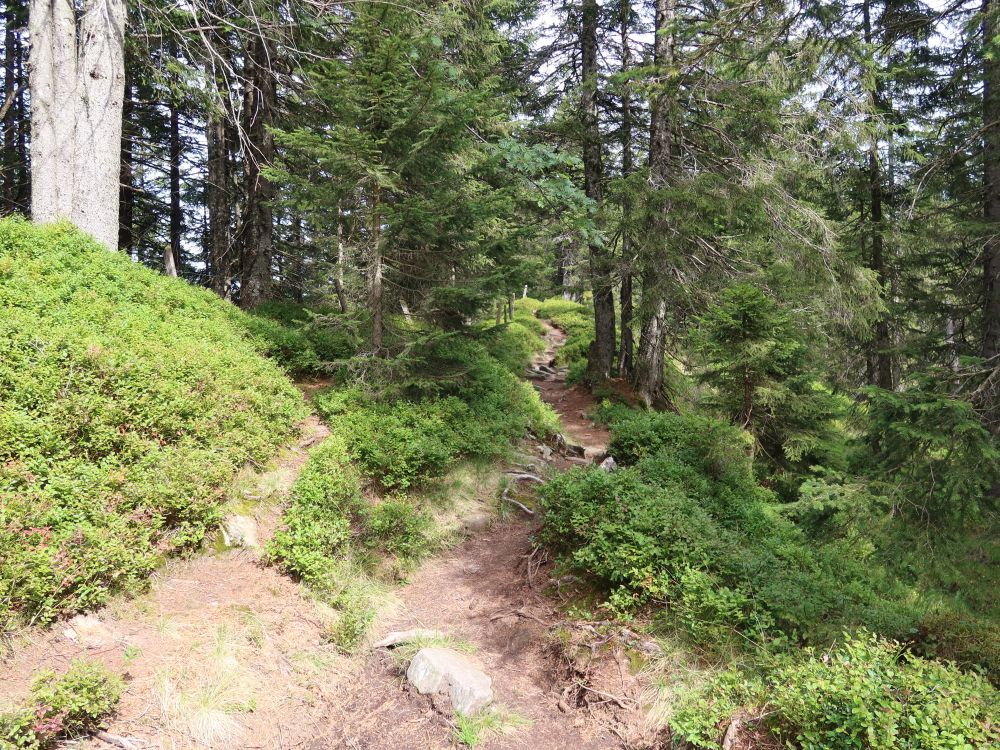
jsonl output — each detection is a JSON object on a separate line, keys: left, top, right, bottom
{"left": 29, "top": 0, "right": 125, "bottom": 250}
{"left": 984, "top": 0, "right": 1000, "bottom": 361}
{"left": 238, "top": 36, "right": 275, "bottom": 308}
{"left": 581, "top": 0, "right": 616, "bottom": 380}
{"left": 334, "top": 202, "right": 348, "bottom": 313}
{"left": 207, "top": 115, "right": 231, "bottom": 295}
{"left": 617, "top": 0, "right": 634, "bottom": 379}
{"left": 633, "top": 0, "right": 676, "bottom": 408}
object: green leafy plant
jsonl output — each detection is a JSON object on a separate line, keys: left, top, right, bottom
{"left": 0, "top": 219, "right": 306, "bottom": 623}
{"left": 539, "top": 408, "right": 914, "bottom": 645}
{"left": 769, "top": 633, "right": 1000, "bottom": 750}
{"left": 862, "top": 377, "right": 1000, "bottom": 523}
{"left": 0, "top": 660, "right": 124, "bottom": 749}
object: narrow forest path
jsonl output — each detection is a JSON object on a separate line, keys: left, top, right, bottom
{"left": 1, "top": 324, "right": 649, "bottom": 750}
{"left": 311, "top": 322, "right": 633, "bottom": 750}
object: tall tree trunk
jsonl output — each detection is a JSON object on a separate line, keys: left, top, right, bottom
{"left": 166, "top": 84, "right": 182, "bottom": 277}
{"left": 289, "top": 213, "right": 305, "bottom": 302}
{"left": 206, "top": 114, "right": 231, "bottom": 295}
{"left": 334, "top": 202, "right": 348, "bottom": 313}
{"left": 14, "top": 20, "right": 26, "bottom": 211}
{"left": 3, "top": 4, "right": 17, "bottom": 211}
{"left": 617, "top": 0, "right": 635, "bottom": 378}
{"left": 983, "top": 0, "right": 1000, "bottom": 361}
{"left": 28, "top": 0, "right": 76, "bottom": 223}
{"left": 73, "top": 0, "right": 126, "bottom": 248}
{"left": 119, "top": 71, "right": 134, "bottom": 253}
{"left": 863, "top": 0, "right": 894, "bottom": 389}
{"left": 368, "top": 190, "right": 384, "bottom": 352}
{"left": 633, "top": 0, "right": 676, "bottom": 408}
{"left": 581, "top": 0, "right": 616, "bottom": 380}
{"left": 29, "top": 0, "right": 125, "bottom": 249}
{"left": 238, "top": 36, "right": 275, "bottom": 308}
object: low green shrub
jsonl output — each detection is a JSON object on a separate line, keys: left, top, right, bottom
{"left": 244, "top": 301, "right": 360, "bottom": 375}
{"left": 1, "top": 660, "right": 123, "bottom": 749}
{"left": 268, "top": 438, "right": 430, "bottom": 648}
{"left": 361, "top": 498, "right": 432, "bottom": 561}
{"left": 481, "top": 321, "right": 546, "bottom": 373}
{"left": 324, "top": 582, "right": 378, "bottom": 653}
{"left": 539, "top": 408, "right": 913, "bottom": 644}
{"left": 672, "top": 634, "right": 999, "bottom": 749}
{"left": 511, "top": 311, "right": 547, "bottom": 337}
{"left": 771, "top": 634, "right": 999, "bottom": 749}
{"left": 0, "top": 219, "right": 306, "bottom": 624}
{"left": 337, "top": 397, "right": 466, "bottom": 490}
{"left": 514, "top": 296, "right": 543, "bottom": 314}
{"left": 535, "top": 298, "right": 587, "bottom": 318}
{"left": 312, "top": 337, "right": 556, "bottom": 489}
{"left": 917, "top": 611, "right": 1000, "bottom": 682}
{"left": 266, "top": 437, "right": 362, "bottom": 590}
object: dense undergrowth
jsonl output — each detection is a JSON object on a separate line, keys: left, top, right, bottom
{"left": 533, "top": 288, "right": 1000, "bottom": 748}
{"left": 243, "top": 301, "right": 361, "bottom": 375}
{"left": 0, "top": 220, "right": 306, "bottom": 627}
{"left": 268, "top": 324, "right": 557, "bottom": 649}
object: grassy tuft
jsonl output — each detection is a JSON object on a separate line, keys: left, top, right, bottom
{"left": 454, "top": 706, "right": 532, "bottom": 748}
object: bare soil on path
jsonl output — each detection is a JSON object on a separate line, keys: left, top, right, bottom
{"left": 2, "top": 327, "right": 650, "bottom": 750}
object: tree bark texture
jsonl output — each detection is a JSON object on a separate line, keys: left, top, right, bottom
{"left": 581, "top": 0, "right": 616, "bottom": 379}
{"left": 983, "top": 0, "right": 1000, "bottom": 361}
{"left": 238, "top": 35, "right": 275, "bottom": 308}
{"left": 633, "top": 0, "right": 676, "bottom": 408}
{"left": 29, "top": 0, "right": 125, "bottom": 249}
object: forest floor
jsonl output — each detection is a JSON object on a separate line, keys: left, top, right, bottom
{"left": 1, "top": 324, "right": 656, "bottom": 750}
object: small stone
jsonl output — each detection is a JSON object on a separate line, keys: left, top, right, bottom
{"left": 67, "top": 615, "right": 115, "bottom": 648}
{"left": 584, "top": 446, "right": 606, "bottom": 461}
{"left": 599, "top": 456, "right": 617, "bottom": 472}
{"left": 462, "top": 512, "right": 493, "bottom": 533}
{"left": 538, "top": 444, "right": 554, "bottom": 461}
{"left": 221, "top": 515, "right": 259, "bottom": 548}
{"left": 406, "top": 647, "right": 494, "bottom": 714}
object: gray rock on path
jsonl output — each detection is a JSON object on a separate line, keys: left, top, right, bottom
{"left": 221, "top": 515, "right": 259, "bottom": 548}
{"left": 462, "top": 512, "right": 493, "bottom": 533}
{"left": 599, "top": 455, "right": 617, "bottom": 472}
{"left": 406, "top": 647, "right": 494, "bottom": 714}
{"left": 63, "top": 615, "right": 116, "bottom": 648}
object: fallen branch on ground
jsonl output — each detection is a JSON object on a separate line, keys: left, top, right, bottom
{"left": 500, "top": 489, "right": 535, "bottom": 515}
{"left": 94, "top": 731, "right": 140, "bottom": 750}
{"left": 504, "top": 471, "right": 544, "bottom": 484}
{"left": 489, "top": 608, "right": 549, "bottom": 626}
{"left": 572, "top": 680, "right": 635, "bottom": 709}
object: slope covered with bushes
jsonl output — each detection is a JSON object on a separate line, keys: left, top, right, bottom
{"left": 0, "top": 220, "right": 306, "bottom": 624}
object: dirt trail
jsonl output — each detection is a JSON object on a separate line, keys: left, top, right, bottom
{"left": 313, "top": 323, "right": 636, "bottom": 749}
{"left": 530, "top": 325, "right": 611, "bottom": 463}
{"left": 1, "top": 327, "right": 644, "bottom": 750}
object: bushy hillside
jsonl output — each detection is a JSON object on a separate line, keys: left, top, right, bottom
{"left": 0, "top": 220, "right": 306, "bottom": 624}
